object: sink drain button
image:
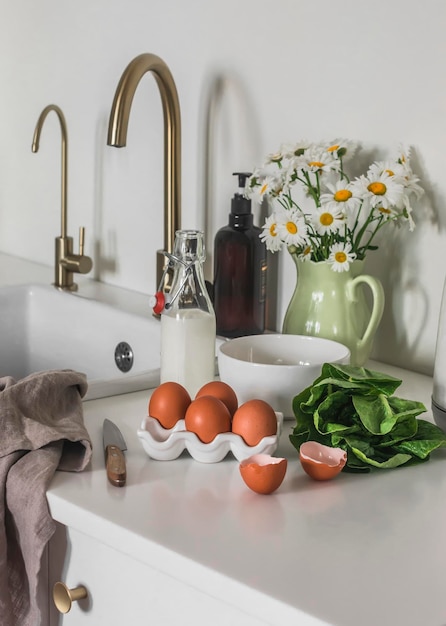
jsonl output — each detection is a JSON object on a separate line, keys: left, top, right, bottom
{"left": 114, "top": 342, "right": 134, "bottom": 373}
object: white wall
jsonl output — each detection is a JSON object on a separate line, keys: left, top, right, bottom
{"left": 0, "top": 0, "right": 445, "bottom": 375}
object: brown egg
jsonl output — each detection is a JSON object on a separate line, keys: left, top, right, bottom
{"left": 232, "top": 399, "right": 277, "bottom": 446}
{"left": 148, "top": 381, "right": 191, "bottom": 429}
{"left": 195, "top": 381, "right": 238, "bottom": 417}
{"left": 299, "top": 441, "right": 347, "bottom": 481}
{"left": 185, "top": 395, "right": 232, "bottom": 443}
{"left": 239, "top": 454, "right": 287, "bottom": 495}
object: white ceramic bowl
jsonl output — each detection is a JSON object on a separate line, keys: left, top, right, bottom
{"left": 217, "top": 334, "right": 350, "bottom": 419}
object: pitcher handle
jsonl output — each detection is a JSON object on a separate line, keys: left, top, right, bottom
{"left": 346, "top": 274, "right": 385, "bottom": 364}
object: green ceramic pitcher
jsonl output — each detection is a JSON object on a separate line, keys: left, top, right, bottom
{"left": 282, "top": 257, "right": 384, "bottom": 366}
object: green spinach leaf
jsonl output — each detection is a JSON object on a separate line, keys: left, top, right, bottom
{"left": 290, "top": 364, "right": 446, "bottom": 472}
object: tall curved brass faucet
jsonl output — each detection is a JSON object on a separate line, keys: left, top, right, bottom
{"left": 32, "top": 104, "right": 93, "bottom": 290}
{"left": 107, "top": 53, "right": 181, "bottom": 291}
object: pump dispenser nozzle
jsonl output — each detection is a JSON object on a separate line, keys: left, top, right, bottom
{"left": 231, "top": 172, "right": 252, "bottom": 216}
{"left": 233, "top": 171, "right": 251, "bottom": 190}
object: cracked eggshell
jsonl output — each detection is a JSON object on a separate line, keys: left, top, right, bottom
{"left": 299, "top": 441, "right": 347, "bottom": 481}
{"left": 239, "top": 453, "right": 287, "bottom": 495}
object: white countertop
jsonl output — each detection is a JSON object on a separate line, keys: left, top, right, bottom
{"left": 48, "top": 366, "right": 446, "bottom": 626}
{"left": 2, "top": 253, "right": 445, "bottom": 626}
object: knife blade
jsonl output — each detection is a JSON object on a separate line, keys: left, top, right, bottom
{"left": 103, "top": 418, "right": 127, "bottom": 487}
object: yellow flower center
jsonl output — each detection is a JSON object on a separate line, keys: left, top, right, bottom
{"left": 334, "top": 189, "right": 352, "bottom": 202}
{"left": 335, "top": 251, "right": 347, "bottom": 263}
{"left": 378, "top": 207, "right": 392, "bottom": 215}
{"left": 309, "top": 161, "right": 325, "bottom": 168}
{"left": 385, "top": 169, "right": 395, "bottom": 176}
{"left": 320, "top": 212, "right": 334, "bottom": 226}
{"left": 269, "top": 223, "right": 277, "bottom": 237}
{"left": 368, "top": 181, "right": 387, "bottom": 196}
{"left": 303, "top": 245, "right": 312, "bottom": 256}
{"left": 327, "top": 144, "right": 339, "bottom": 152}
{"left": 286, "top": 222, "right": 298, "bottom": 235}
{"left": 260, "top": 183, "right": 269, "bottom": 195}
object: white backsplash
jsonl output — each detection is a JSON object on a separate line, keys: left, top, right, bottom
{"left": 0, "top": 0, "right": 444, "bottom": 376}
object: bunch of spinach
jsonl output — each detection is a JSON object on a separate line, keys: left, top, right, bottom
{"left": 290, "top": 363, "right": 446, "bottom": 472}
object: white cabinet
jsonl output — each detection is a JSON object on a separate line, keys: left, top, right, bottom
{"left": 48, "top": 523, "right": 265, "bottom": 626}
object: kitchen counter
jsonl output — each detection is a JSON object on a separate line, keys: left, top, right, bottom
{"left": 47, "top": 364, "right": 446, "bottom": 626}
{"left": 2, "top": 253, "right": 445, "bottom": 625}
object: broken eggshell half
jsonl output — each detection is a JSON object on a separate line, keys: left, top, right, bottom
{"left": 299, "top": 441, "right": 347, "bottom": 481}
{"left": 239, "top": 453, "right": 287, "bottom": 495}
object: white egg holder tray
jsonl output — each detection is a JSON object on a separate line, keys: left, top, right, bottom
{"left": 137, "top": 412, "right": 283, "bottom": 463}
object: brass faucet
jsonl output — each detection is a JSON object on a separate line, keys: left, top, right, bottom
{"left": 32, "top": 104, "right": 93, "bottom": 291}
{"left": 107, "top": 53, "right": 181, "bottom": 292}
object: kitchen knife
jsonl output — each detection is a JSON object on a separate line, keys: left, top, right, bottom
{"left": 103, "top": 418, "right": 127, "bottom": 487}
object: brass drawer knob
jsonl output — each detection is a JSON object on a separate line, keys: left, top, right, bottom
{"left": 53, "top": 581, "right": 88, "bottom": 613}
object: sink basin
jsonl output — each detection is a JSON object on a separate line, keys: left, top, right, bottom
{"left": 0, "top": 284, "right": 161, "bottom": 400}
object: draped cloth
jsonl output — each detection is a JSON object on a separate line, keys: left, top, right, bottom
{"left": 0, "top": 370, "right": 92, "bottom": 626}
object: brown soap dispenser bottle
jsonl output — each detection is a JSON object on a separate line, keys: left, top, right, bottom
{"left": 213, "top": 172, "right": 267, "bottom": 338}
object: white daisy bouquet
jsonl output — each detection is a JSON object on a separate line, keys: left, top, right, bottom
{"left": 246, "top": 140, "right": 423, "bottom": 272}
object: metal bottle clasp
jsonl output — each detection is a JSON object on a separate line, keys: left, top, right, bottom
{"left": 153, "top": 251, "right": 193, "bottom": 312}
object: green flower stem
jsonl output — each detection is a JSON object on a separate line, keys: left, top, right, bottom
{"left": 315, "top": 170, "right": 321, "bottom": 200}
{"left": 353, "top": 214, "right": 386, "bottom": 257}
{"left": 338, "top": 157, "right": 350, "bottom": 183}
{"left": 302, "top": 171, "right": 321, "bottom": 207}
{"left": 350, "top": 200, "right": 366, "bottom": 238}
{"left": 277, "top": 197, "right": 290, "bottom": 212}
{"left": 351, "top": 205, "right": 379, "bottom": 253}
{"left": 278, "top": 193, "right": 303, "bottom": 214}
{"left": 358, "top": 215, "right": 391, "bottom": 253}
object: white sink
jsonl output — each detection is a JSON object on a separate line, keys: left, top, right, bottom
{"left": 0, "top": 284, "right": 161, "bottom": 400}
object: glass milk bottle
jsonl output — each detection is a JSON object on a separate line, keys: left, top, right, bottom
{"left": 160, "top": 230, "right": 216, "bottom": 397}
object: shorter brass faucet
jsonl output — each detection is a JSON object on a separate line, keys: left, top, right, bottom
{"left": 32, "top": 104, "right": 93, "bottom": 291}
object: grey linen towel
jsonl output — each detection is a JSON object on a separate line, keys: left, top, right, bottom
{"left": 0, "top": 369, "right": 92, "bottom": 626}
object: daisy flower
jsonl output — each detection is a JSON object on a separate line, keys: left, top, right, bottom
{"left": 367, "top": 160, "right": 406, "bottom": 181}
{"left": 320, "top": 181, "right": 362, "bottom": 213}
{"left": 393, "top": 146, "right": 423, "bottom": 193}
{"left": 260, "top": 214, "right": 283, "bottom": 252}
{"left": 401, "top": 171, "right": 424, "bottom": 199}
{"left": 276, "top": 209, "right": 308, "bottom": 247}
{"left": 367, "top": 159, "right": 423, "bottom": 211}
{"left": 328, "top": 242, "right": 356, "bottom": 273}
{"left": 281, "top": 157, "right": 305, "bottom": 193}
{"left": 395, "top": 144, "right": 411, "bottom": 166}
{"left": 299, "top": 244, "right": 313, "bottom": 262}
{"left": 312, "top": 205, "right": 345, "bottom": 236}
{"left": 265, "top": 151, "right": 285, "bottom": 166}
{"left": 300, "top": 146, "right": 337, "bottom": 175}
{"left": 324, "top": 139, "right": 358, "bottom": 160}
{"left": 373, "top": 205, "right": 399, "bottom": 221}
{"left": 350, "top": 172, "right": 404, "bottom": 210}
{"left": 281, "top": 141, "right": 309, "bottom": 159}
{"left": 246, "top": 171, "right": 283, "bottom": 201}
{"left": 248, "top": 140, "right": 424, "bottom": 271}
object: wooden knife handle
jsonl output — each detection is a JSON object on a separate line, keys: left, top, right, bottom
{"left": 105, "top": 445, "right": 126, "bottom": 487}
